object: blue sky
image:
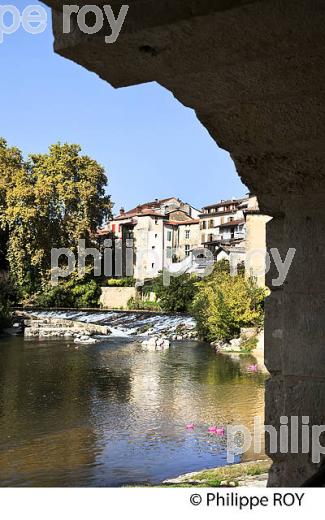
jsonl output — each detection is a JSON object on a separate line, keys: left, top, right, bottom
{"left": 0, "top": 1, "right": 246, "bottom": 214}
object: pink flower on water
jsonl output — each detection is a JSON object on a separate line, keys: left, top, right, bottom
{"left": 209, "top": 425, "right": 225, "bottom": 435}
{"left": 247, "top": 364, "right": 258, "bottom": 372}
{"left": 186, "top": 423, "right": 195, "bottom": 429}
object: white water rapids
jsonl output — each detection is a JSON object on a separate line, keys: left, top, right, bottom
{"left": 31, "top": 310, "right": 197, "bottom": 339}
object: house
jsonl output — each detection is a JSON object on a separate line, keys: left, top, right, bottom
{"left": 199, "top": 197, "right": 247, "bottom": 247}
{"left": 102, "top": 197, "right": 201, "bottom": 281}
{"left": 199, "top": 197, "right": 248, "bottom": 268}
{"left": 201, "top": 195, "right": 271, "bottom": 283}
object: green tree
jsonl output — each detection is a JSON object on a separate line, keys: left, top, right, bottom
{"left": 0, "top": 138, "right": 25, "bottom": 273}
{"left": 192, "top": 262, "right": 266, "bottom": 342}
{"left": 152, "top": 272, "right": 198, "bottom": 312}
{"left": 33, "top": 270, "right": 101, "bottom": 309}
{"left": 0, "top": 139, "right": 112, "bottom": 296}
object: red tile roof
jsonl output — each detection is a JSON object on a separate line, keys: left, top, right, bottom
{"left": 202, "top": 197, "right": 247, "bottom": 210}
{"left": 114, "top": 197, "right": 177, "bottom": 220}
{"left": 167, "top": 219, "right": 200, "bottom": 226}
{"left": 115, "top": 209, "right": 164, "bottom": 220}
{"left": 95, "top": 228, "right": 111, "bottom": 237}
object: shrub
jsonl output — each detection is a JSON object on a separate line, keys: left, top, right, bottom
{"left": 127, "top": 297, "right": 162, "bottom": 311}
{"left": 192, "top": 264, "right": 266, "bottom": 342}
{"left": 70, "top": 280, "right": 101, "bottom": 308}
{"left": 240, "top": 335, "right": 258, "bottom": 353}
{"left": 151, "top": 272, "right": 198, "bottom": 312}
{"left": 106, "top": 277, "right": 136, "bottom": 287}
{"left": 34, "top": 277, "right": 101, "bottom": 308}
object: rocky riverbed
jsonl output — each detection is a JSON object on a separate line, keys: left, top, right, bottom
{"left": 12, "top": 310, "right": 265, "bottom": 370}
{"left": 23, "top": 309, "right": 198, "bottom": 341}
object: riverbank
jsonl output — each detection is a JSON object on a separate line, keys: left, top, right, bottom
{"left": 160, "top": 460, "right": 271, "bottom": 487}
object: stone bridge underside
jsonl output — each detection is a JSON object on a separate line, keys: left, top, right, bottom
{"left": 43, "top": 0, "right": 325, "bottom": 486}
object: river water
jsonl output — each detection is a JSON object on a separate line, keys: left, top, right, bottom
{"left": 0, "top": 313, "right": 266, "bottom": 487}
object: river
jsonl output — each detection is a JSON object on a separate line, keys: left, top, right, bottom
{"left": 0, "top": 312, "right": 266, "bottom": 487}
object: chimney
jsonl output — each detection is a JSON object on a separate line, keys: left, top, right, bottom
{"left": 120, "top": 207, "right": 125, "bottom": 215}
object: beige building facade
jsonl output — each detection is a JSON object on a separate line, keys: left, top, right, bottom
{"left": 103, "top": 198, "right": 201, "bottom": 281}
{"left": 200, "top": 197, "right": 248, "bottom": 270}
{"left": 244, "top": 196, "right": 272, "bottom": 287}
{"left": 199, "top": 197, "right": 247, "bottom": 246}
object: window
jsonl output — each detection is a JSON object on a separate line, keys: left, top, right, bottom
{"left": 167, "top": 246, "right": 172, "bottom": 258}
{"left": 167, "top": 230, "right": 172, "bottom": 241}
{"left": 185, "top": 245, "right": 190, "bottom": 257}
{"left": 152, "top": 263, "right": 155, "bottom": 269}
{"left": 200, "top": 221, "right": 207, "bottom": 230}
{"left": 152, "top": 245, "right": 155, "bottom": 249}
{"left": 155, "top": 218, "right": 158, "bottom": 225}
{"left": 185, "top": 230, "right": 190, "bottom": 239}
{"left": 209, "top": 219, "right": 214, "bottom": 229}
{"left": 155, "top": 233, "right": 158, "bottom": 239}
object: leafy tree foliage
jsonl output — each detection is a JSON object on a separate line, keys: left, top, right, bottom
{"left": 0, "top": 138, "right": 24, "bottom": 273}
{"left": 192, "top": 261, "right": 266, "bottom": 342}
{"left": 33, "top": 272, "right": 101, "bottom": 309}
{"left": 127, "top": 297, "right": 162, "bottom": 311}
{"left": 0, "top": 139, "right": 112, "bottom": 296}
{"left": 152, "top": 272, "right": 198, "bottom": 312}
{"left": 107, "top": 277, "right": 136, "bottom": 287}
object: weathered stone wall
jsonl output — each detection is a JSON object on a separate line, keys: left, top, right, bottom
{"left": 100, "top": 287, "right": 138, "bottom": 309}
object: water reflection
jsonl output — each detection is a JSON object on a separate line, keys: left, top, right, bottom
{"left": 0, "top": 336, "right": 266, "bottom": 486}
